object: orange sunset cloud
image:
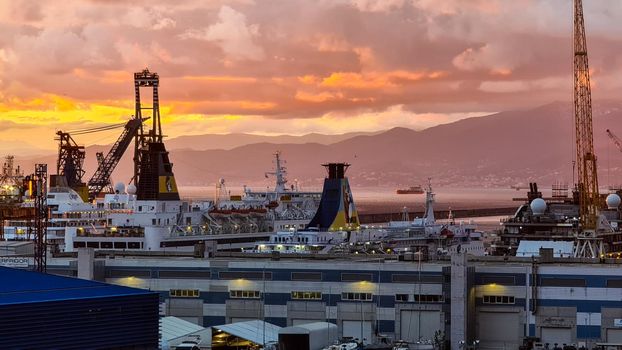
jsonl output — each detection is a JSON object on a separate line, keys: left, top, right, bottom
{"left": 0, "top": 0, "right": 621, "bottom": 155}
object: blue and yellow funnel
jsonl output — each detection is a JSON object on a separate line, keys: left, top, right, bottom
{"left": 306, "top": 163, "right": 360, "bottom": 231}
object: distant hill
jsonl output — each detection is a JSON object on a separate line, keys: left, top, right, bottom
{"left": 164, "top": 131, "right": 381, "bottom": 151}
{"left": 14, "top": 101, "right": 622, "bottom": 189}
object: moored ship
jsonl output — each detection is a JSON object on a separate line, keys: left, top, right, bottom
{"left": 396, "top": 186, "right": 424, "bottom": 194}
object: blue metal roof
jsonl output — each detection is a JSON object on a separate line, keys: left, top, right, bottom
{"left": 0, "top": 266, "right": 154, "bottom": 305}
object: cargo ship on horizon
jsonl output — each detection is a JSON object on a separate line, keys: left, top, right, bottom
{"left": 395, "top": 185, "right": 424, "bottom": 194}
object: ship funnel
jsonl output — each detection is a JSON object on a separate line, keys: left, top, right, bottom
{"left": 306, "top": 163, "right": 359, "bottom": 231}
{"left": 325, "top": 163, "right": 348, "bottom": 179}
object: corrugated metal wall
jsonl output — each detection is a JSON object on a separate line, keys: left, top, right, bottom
{"left": 0, "top": 293, "right": 159, "bottom": 349}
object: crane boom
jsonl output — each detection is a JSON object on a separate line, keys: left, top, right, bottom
{"left": 574, "top": 0, "right": 599, "bottom": 231}
{"left": 606, "top": 129, "right": 622, "bottom": 153}
{"left": 87, "top": 117, "right": 145, "bottom": 200}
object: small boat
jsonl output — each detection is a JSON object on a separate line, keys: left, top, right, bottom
{"left": 396, "top": 186, "right": 424, "bottom": 194}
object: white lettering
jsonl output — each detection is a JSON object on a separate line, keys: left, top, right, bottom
{"left": 0, "top": 257, "right": 30, "bottom": 268}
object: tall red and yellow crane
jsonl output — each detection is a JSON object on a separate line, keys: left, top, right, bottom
{"left": 573, "top": 0, "right": 602, "bottom": 257}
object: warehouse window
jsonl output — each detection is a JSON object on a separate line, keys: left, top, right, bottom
{"left": 341, "top": 292, "right": 373, "bottom": 301}
{"left": 395, "top": 294, "right": 409, "bottom": 302}
{"left": 170, "top": 289, "right": 200, "bottom": 298}
{"left": 291, "top": 291, "right": 322, "bottom": 300}
{"left": 291, "top": 272, "right": 322, "bottom": 281}
{"left": 540, "top": 278, "right": 585, "bottom": 287}
{"left": 158, "top": 270, "right": 211, "bottom": 279}
{"left": 391, "top": 274, "right": 443, "bottom": 283}
{"left": 230, "top": 290, "right": 261, "bottom": 299}
{"left": 607, "top": 279, "right": 622, "bottom": 288}
{"left": 108, "top": 269, "right": 151, "bottom": 278}
{"left": 482, "top": 295, "right": 515, "bottom": 304}
{"left": 341, "top": 273, "right": 373, "bottom": 282}
{"left": 219, "top": 271, "right": 272, "bottom": 280}
{"left": 481, "top": 275, "right": 516, "bottom": 285}
{"left": 414, "top": 294, "right": 444, "bottom": 303}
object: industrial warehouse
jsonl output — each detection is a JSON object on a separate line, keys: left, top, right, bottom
{"left": 29, "top": 249, "right": 622, "bottom": 350}
{"left": 0, "top": 266, "right": 159, "bottom": 349}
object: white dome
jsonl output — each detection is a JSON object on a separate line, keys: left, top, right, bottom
{"left": 607, "top": 193, "right": 621, "bottom": 209}
{"left": 530, "top": 198, "right": 547, "bottom": 215}
{"left": 126, "top": 184, "right": 137, "bottom": 195}
{"left": 114, "top": 182, "right": 125, "bottom": 194}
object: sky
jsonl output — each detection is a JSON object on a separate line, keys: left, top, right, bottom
{"left": 1, "top": 0, "right": 622, "bottom": 154}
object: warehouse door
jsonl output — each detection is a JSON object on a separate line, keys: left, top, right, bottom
{"left": 478, "top": 312, "right": 521, "bottom": 350}
{"left": 607, "top": 329, "right": 622, "bottom": 343}
{"left": 399, "top": 310, "right": 441, "bottom": 343}
{"left": 342, "top": 320, "right": 372, "bottom": 345}
{"left": 541, "top": 327, "right": 572, "bottom": 347}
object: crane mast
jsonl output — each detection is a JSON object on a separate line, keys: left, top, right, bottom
{"left": 573, "top": 0, "right": 602, "bottom": 257}
{"left": 133, "top": 69, "right": 179, "bottom": 201}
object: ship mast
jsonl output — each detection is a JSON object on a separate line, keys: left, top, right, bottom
{"left": 573, "top": 0, "right": 602, "bottom": 257}
{"left": 265, "top": 151, "right": 288, "bottom": 194}
{"left": 424, "top": 178, "right": 435, "bottom": 224}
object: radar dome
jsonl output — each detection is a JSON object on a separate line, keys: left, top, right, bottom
{"left": 126, "top": 184, "right": 137, "bottom": 195}
{"left": 530, "top": 198, "right": 547, "bottom": 215}
{"left": 114, "top": 182, "right": 125, "bottom": 194}
{"left": 607, "top": 193, "right": 621, "bottom": 209}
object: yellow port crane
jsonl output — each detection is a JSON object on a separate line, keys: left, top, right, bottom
{"left": 573, "top": 0, "right": 603, "bottom": 257}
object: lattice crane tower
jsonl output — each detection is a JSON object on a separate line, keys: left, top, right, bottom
{"left": 573, "top": 0, "right": 602, "bottom": 257}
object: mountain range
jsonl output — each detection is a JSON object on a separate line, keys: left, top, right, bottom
{"left": 14, "top": 101, "right": 622, "bottom": 189}
{"left": 165, "top": 131, "right": 380, "bottom": 151}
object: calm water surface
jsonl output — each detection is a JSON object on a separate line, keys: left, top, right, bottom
{"left": 179, "top": 186, "right": 527, "bottom": 211}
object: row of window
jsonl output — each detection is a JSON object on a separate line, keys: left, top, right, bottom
{"left": 76, "top": 241, "right": 143, "bottom": 249}
{"left": 482, "top": 295, "right": 515, "bottom": 304}
{"left": 341, "top": 292, "right": 373, "bottom": 301}
{"left": 168, "top": 289, "right": 512, "bottom": 305}
{"left": 170, "top": 289, "right": 200, "bottom": 298}
{"left": 291, "top": 291, "right": 322, "bottom": 300}
{"left": 395, "top": 294, "right": 444, "bottom": 303}
{"left": 230, "top": 290, "right": 261, "bottom": 299}
{"left": 223, "top": 290, "right": 368, "bottom": 301}
{"left": 415, "top": 294, "right": 444, "bottom": 303}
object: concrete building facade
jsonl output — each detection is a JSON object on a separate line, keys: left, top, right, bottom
{"left": 45, "top": 253, "right": 622, "bottom": 349}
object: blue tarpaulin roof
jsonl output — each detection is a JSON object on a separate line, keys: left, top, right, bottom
{"left": 0, "top": 266, "right": 154, "bottom": 305}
